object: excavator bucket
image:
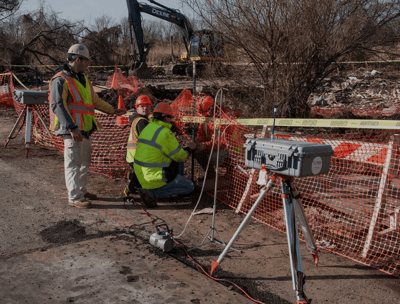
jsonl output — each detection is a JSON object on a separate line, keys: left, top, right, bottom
{"left": 129, "top": 62, "right": 153, "bottom": 79}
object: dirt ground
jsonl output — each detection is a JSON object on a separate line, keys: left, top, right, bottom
{"left": 1, "top": 107, "right": 399, "bottom": 304}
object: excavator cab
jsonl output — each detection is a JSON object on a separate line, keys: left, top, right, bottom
{"left": 183, "top": 30, "right": 225, "bottom": 77}
{"left": 188, "top": 30, "right": 224, "bottom": 60}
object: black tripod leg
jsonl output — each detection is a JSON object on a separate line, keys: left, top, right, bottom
{"left": 4, "top": 105, "right": 27, "bottom": 148}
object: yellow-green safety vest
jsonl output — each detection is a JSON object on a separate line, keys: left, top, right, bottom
{"left": 134, "top": 118, "right": 188, "bottom": 189}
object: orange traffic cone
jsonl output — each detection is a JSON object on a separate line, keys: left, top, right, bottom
{"left": 111, "top": 63, "right": 118, "bottom": 89}
{"left": 117, "top": 95, "right": 126, "bottom": 111}
{"left": 116, "top": 95, "right": 128, "bottom": 126}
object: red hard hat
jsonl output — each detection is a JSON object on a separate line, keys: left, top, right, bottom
{"left": 201, "top": 96, "right": 214, "bottom": 113}
{"left": 153, "top": 102, "right": 173, "bottom": 116}
{"left": 135, "top": 95, "right": 153, "bottom": 109}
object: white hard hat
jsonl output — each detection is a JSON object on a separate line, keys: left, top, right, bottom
{"left": 67, "top": 44, "right": 90, "bottom": 60}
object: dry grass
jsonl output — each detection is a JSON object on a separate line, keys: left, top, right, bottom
{"left": 147, "top": 42, "right": 185, "bottom": 66}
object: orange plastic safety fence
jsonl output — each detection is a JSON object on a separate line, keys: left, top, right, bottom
{"left": 105, "top": 65, "right": 145, "bottom": 98}
{"left": 3, "top": 71, "right": 400, "bottom": 277}
{"left": 0, "top": 72, "right": 14, "bottom": 108}
{"left": 171, "top": 91, "right": 400, "bottom": 277}
{"left": 11, "top": 99, "right": 131, "bottom": 179}
{"left": 199, "top": 128, "right": 400, "bottom": 278}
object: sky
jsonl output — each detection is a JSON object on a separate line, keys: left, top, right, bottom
{"left": 19, "top": 0, "right": 192, "bottom": 25}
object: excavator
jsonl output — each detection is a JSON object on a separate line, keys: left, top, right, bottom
{"left": 126, "top": 0, "right": 224, "bottom": 78}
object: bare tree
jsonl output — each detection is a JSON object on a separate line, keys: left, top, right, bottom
{"left": 184, "top": 0, "right": 400, "bottom": 118}
{"left": 89, "top": 14, "right": 116, "bottom": 33}
{"left": 0, "top": 0, "right": 21, "bottom": 21}
{"left": 81, "top": 14, "right": 122, "bottom": 65}
{"left": 0, "top": 0, "right": 86, "bottom": 68}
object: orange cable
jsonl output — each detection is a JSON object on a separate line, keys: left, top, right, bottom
{"left": 173, "top": 239, "right": 267, "bottom": 304}
{"left": 138, "top": 209, "right": 267, "bottom": 304}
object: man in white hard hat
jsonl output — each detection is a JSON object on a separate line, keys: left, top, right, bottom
{"left": 49, "top": 44, "right": 126, "bottom": 209}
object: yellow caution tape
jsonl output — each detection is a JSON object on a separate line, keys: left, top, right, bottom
{"left": 182, "top": 116, "right": 400, "bottom": 129}
{"left": 12, "top": 73, "right": 29, "bottom": 90}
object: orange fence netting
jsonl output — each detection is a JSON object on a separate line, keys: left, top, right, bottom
{"left": 0, "top": 72, "right": 14, "bottom": 108}
{"left": 1, "top": 71, "right": 399, "bottom": 278}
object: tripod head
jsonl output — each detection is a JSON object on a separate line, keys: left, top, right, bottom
{"left": 13, "top": 90, "right": 48, "bottom": 105}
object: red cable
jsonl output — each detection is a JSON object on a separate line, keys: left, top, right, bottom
{"left": 173, "top": 239, "right": 267, "bottom": 304}
{"left": 140, "top": 210, "right": 267, "bottom": 304}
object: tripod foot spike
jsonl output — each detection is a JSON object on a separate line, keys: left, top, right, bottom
{"left": 4, "top": 140, "right": 8, "bottom": 148}
{"left": 210, "top": 260, "right": 219, "bottom": 275}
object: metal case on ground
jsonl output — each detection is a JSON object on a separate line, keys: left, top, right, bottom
{"left": 13, "top": 90, "right": 48, "bottom": 105}
{"left": 149, "top": 230, "right": 174, "bottom": 252}
{"left": 244, "top": 138, "right": 334, "bottom": 177}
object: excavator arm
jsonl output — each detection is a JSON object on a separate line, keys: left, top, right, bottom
{"left": 126, "top": 0, "right": 193, "bottom": 71}
{"left": 126, "top": 0, "right": 225, "bottom": 78}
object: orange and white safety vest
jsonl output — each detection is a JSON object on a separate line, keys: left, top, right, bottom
{"left": 49, "top": 71, "right": 98, "bottom": 132}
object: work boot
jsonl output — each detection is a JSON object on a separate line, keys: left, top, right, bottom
{"left": 123, "top": 196, "right": 135, "bottom": 205}
{"left": 84, "top": 192, "right": 98, "bottom": 200}
{"left": 138, "top": 189, "right": 158, "bottom": 208}
{"left": 68, "top": 200, "right": 93, "bottom": 209}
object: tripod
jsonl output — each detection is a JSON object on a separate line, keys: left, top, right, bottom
{"left": 211, "top": 170, "right": 319, "bottom": 304}
{"left": 4, "top": 104, "right": 51, "bottom": 156}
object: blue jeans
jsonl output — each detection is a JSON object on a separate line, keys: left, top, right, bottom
{"left": 147, "top": 163, "right": 194, "bottom": 199}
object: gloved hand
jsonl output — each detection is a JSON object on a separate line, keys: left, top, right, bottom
{"left": 182, "top": 140, "right": 197, "bottom": 150}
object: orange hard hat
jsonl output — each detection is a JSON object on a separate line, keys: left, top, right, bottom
{"left": 153, "top": 102, "right": 173, "bottom": 116}
{"left": 135, "top": 95, "right": 153, "bottom": 109}
{"left": 201, "top": 96, "right": 214, "bottom": 113}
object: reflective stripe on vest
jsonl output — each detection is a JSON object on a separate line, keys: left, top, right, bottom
{"left": 167, "top": 146, "right": 182, "bottom": 158}
{"left": 134, "top": 119, "right": 187, "bottom": 190}
{"left": 134, "top": 159, "right": 170, "bottom": 168}
{"left": 137, "top": 126, "right": 164, "bottom": 151}
{"left": 134, "top": 126, "right": 171, "bottom": 168}
{"left": 49, "top": 72, "right": 96, "bottom": 131}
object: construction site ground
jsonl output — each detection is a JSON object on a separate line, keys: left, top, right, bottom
{"left": 1, "top": 107, "right": 399, "bottom": 304}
